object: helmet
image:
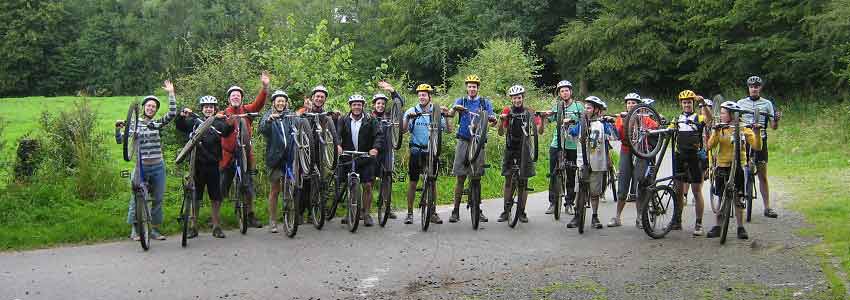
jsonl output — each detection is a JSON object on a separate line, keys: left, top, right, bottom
{"left": 141, "top": 95, "right": 160, "bottom": 109}
{"left": 416, "top": 84, "right": 434, "bottom": 93}
{"left": 311, "top": 85, "right": 329, "bottom": 96}
{"left": 348, "top": 94, "right": 366, "bottom": 104}
{"left": 226, "top": 86, "right": 244, "bottom": 98}
{"left": 584, "top": 96, "right": 606, "bottom": 109}
{"left": 703, "top": 99, "right": 714, "bottom": 107}
{"left": 507, "top": 85, "right": 525, "bottom": 96}
{"left": 746, "top": 76, "right": 763, "bottom": 86}
{"left": 556, "top": 80, "right": 573, "bottom": 91}
{"left": 198, "top": 95, "right": 218, "bottom": 105}
{"left": 464, "top": 75, "right": 481, "bottom": 85}
{"left": 372, "top": 93, "right": 389, "bottom": 103}
{"left": 270, "top": 90, "right": 289, "bottom": 101}
{"left": 678, "top": 90, "right": 697, "bottom": 101}
{"left": 642, "top": 98, "right": 655, "bottom": 107}
{"left": 624, "top": 93, "right": 641, "bottom": 102}
{"left": 720, "top": 101, "right": 742, "bottom": 112}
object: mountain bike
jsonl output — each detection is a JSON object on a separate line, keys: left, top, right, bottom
{"left": 410, "top": 108, "right": 444, "bottom": 232}
{"left": 503, "top": 111, "right": 539, "bottom": 228}
{"left": 548, "top": 107, "right": 579, "bottom": 220}
{"left": 463, "top": 107, "right": 491, "bottom": 230}
{"left": 278, "top": 113, "right": 311, "bottom": 238}
{"left": 301, "top": 112, "right": 336, "bottom": 229}
{"left": 334, "top": 151, "right": 374, "bottom": 233}
{"left": 120, "top": 103, "right": 159, "bottom": 251}
{"left": 741, "top": 108, "right": 775, "bottom": 222}
{"left": 376, "top": 118, "right": 399, "bottom": 227}
{"left": 228, "top": 112, "right": 259, "bottom": 235}
{"left": 174, "top": 113, "right": 218, "bottom": 247}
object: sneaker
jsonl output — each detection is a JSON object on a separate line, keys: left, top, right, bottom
{"left": 545, "top": 204, "right": 555, "bottom": 214}
{"left": 670, "top": 222, "right": 682, "bottom": 230}
{"left": 430, "top": 213, "right": 443, "bottom": 224}
{"left": 693, "top": 224, "right": 704, "bottom": 236}
{"left": 187, "top": 227, "right": 198, "bottom": 239}
{"left": 404, "top": 213, "right": 414, "bottom": 224}
{"left": 591, "top": 216, "right": 603, "bottom": 229}
{"left": 341, "top": 218, "right": 349, "bottom": 225}
{"left": 706, "top": 226, "right": 721, "bottom": 238}
{"left": 364, "top": 215, "right": 375, "bottom": 227}
{"left": 212, "top": 226, "right": 226, "bottom": 238}
{"left": 566, "top": 216, "right": 578, "bottom": 228}
{"left": 449, "top": 210, "right": 460, "bottom": 223}
{"left": 764, "top": 208, "right": 778, "bottom": 218}
{"left": 479, "top": 210, "right": 489, "bottom": 222}
{"left": 497, "top": 211, "right": 510, "bottom": 222}
{"left": 519, "top": 213, "right": 528, "bottom": 223}
{"left": 269, "top": 221, "right": 279, "bottom": 233}
{"left": 388, "top": 211, "right": 398, "bottom": 219}
{"left": 737, "top": 226, "right": 749, "bottom": 239}
{"left": 607, "top": 217, "right": 622, "bottom": 227}
{"left": 129, "top": 227, "right": 140, "bottom": 241}
{"left": 150, "top": 229, "right": 167, "bottom": 240}
{"left": 565, "top": 204, "right": 574, "bottom": 215}
{"left": 248, "top": 213, "right": 263, "bottom": 228}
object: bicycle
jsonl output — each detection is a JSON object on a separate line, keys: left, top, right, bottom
{"left": 571, "top": 114, "right": 595, "bottom": 234}
{"left": 333, "top": 151, "right": 375, "bottom": 232}
{"left": 548, "top": 107, "right": 580, "bottom": 220}
{"left": 174, "top": 113, "right": 219, "bottom": 247}
{"left": 741, "top": 108, "right": 775, "bottom": 222}
{"left": 228, "top": 112, "right": 259, "bottom": 235}
{"left": 711, "top": 120, "right": 749, "bottom": 244}
{"left": 410, "top": 108, "right": 444, "bottom": 232}
{"left": 120, "top": 103, "right": 160, "bottom": 251}
{"left": 624, "top": 104, "right": 683, "bottom": 239}
{"left": 301, "top": 112, "right": 337, "bottom": 229}
{"left": 278, "top": 113, "right": 312, "bottom": 237}
{"left": 503, "top": 111, "right": 539, "bottom": 228}
{"left": 463, "top": 107, "right": 492, "bottom": 230}
{"left": 375, "top": 118, "right": 398, "bottom": 227}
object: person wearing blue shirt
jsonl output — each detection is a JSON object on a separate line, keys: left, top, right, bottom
{"left": 443, "top": 75, "right": 498, "bottom": 223}
{"left": 401, "top": 84, "right": 452, "bottom": 225}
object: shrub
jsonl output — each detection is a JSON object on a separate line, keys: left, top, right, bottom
{"left": 448, "top": 39, "right": 543, "bottom": 102}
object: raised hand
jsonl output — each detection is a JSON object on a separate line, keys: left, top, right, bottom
{"left": 163, "top": 80, "right": 175, "bottom": 95}
{"left": 261, "top": 71, "right": 270, "bottom": 87}
{"left": 378, "top": 80, "right": 394, "bottom": 93}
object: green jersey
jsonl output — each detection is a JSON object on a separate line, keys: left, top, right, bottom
{"left": 548, "top": 100, "right": 584, "bottom": 149}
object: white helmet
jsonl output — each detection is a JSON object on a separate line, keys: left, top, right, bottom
{"left": 226, "top": 86, "right": 244, "bottom": 98}
{"left": 584, "top": 96, "right": 606, "bottom": 109}
{"left": 198, "top": 95, "right": 218, "bottom": 105}
{"left": 372, "top": 93, "right": 388, "bottom": 103}
{"left": 556, "top": 80, "right": 573, "bottom": 91}
{"left": 720, "top": 101, "right": 742, "bottom": 112}
{"left": 348, "top": 94, "right": 366, "bottom": 104}
{"left": 507, "top": 85, "right": 526, "bottom": 96}
{"left": 642, "top": 98, "right": 655, "bottom": 107}
{"left": 624, "top": 93, "right": 641, "bottom": 102}
{"left": 270, "top": 90, "right": 289, "bottom": 101}
{"left": 746, "top": 76, "right": 763, "bottom": 86}
{"left": 311, "top": 85, "right": 329, "bottom": 96}
{"left": 703, "top": 99, "right": 714, "bottom": 107}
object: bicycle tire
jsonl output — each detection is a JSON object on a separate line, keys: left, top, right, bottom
{"left": 509, "top": 178, "right": 522, "bottom": 228}
{"left": 390, "top": 100, "right": 404, "bottom": 150}
{"left": 745, "top": 170, "right": 755, "bottom": 223}
{"left": 641, "top": 185, "right": 676, "bottom": 239}
{"left": 468, "top": 109, "right": 488, "bottom": 164}
{"left": 552, "top": 171, "right": 562, "bottom": 221}
{"left": 419, "top": 178, "right": 433, "bottom": 232}
{"left": 378, "top": 177, "right": 391, "bottom": 227}
{"left": 608, "top": 165, "right": 618, "bottom": 203}
{"left": 282, "top": 175, "right": 298, "bottom": 238}
{"left": 123, "top": 104, "right": 137, "bottom": 162}
{"left": 468, "top": 179, "right": 480, "bottom": 230}
{"left": 321, "top": 125, "right": 337, "bottom": 174}
{"left": 180, "top": 185, "right": 193, "bottom": 248}
{"left": 720, "top": 182, "right": 734, "bottom": 244}
{"left": 346, "top": 181, "right": 362, "bottom": 233}
{"left": 135, "top": 191, "right": 151, "bottom": 251}
{"left": 175, "top": 116, "right": 216, "bottom": 164}
{"left": 709, "top": 162, "right": 721, "bottom": 214}
{"left": 312, "top": 176, "right": 326, "bottom": 229}
{"left": 575, "top": 186, "right": 587, "bottom": 234}
{"left": 625, "top": 104, "right": 664, "bottom": 159}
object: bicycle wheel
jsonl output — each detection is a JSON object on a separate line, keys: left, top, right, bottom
{"left": 468, "top": 111, "right": 488, "bottom": 164}
{"left": 551, "top": 171, "right": 562, "bottom": 221}
{"left": 390, "top": 100, "right": 404, "bottom": 150}
{"left": 321, "top": 125, "right": 337, "bottom": 174}
{"left": 180, "top": 183, "right": 194, "bottom": 247}
{"left": 175, "top": 116, "right": 216, "bottom": 164}
{"left": 608, "top": 165, "right": 618, "bottom": 202}
{"left": 346, "top": 180, "right": 362, "bottom": 233}
{"left": 135, "top": 191, "right": 151, "bottom": 251}
{"left": 282, "top": 176, "right": 298, "bottom": 238}
{"left": 420, "top": 178, "right": 434, "bottom": 232}
{"left": 641, "top": 185, "right": 676, "bottom": 239}
{"left": 625, "top": 104, "right": 664, "bottom": 159}
{"left": 234, "top": 180, "right": 248, "bottom": 235}
{"left": 378, "top": 176, "right": 392, "bottom": 227}
{"left": 709, "top": 163, "right": 721, "bottom": 214}
{"left": 575, "top": 186, "right": 587, "bottom": 234}
{"left": 509, "top": 178, "right": 522, "bottom": 228}
{"left": 720, "top": 181, "right": 734, "bottom": 244}
{"left": 311, "top": 176, "right": 326, "bottom": 229}
{"left": 745, "top": 169, "right": 755, "bottom": 223}
{"left": 123, "top": 104, "right": 138, "bottom": 162}
{"left": 470, "top": 179, "right": 481, "bottom": 230}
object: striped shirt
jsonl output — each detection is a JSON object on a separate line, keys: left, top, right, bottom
{"left": 116, "top": 95, "right": 177, "bottom": 164}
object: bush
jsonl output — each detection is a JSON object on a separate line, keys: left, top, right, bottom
{"left": 448, "top": 39, "right": 543, "bottom": 102}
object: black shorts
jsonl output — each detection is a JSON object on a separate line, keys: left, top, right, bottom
{"left": 337, "top": 156, "right": 375, "bottom": 184}
{"left": 408, "top": 151, "right": 427, "bottom": 181}
{"left": 195, "top": 164, "right": 223, "bottom": 202}
{"left": 753, "top": 140, "right": 768, "bottom": 164}
{"left": 713, "top": 167, "right": 744, "bottom": 196}
{"left": 220, "top": 164, "right": 256, "bottom": 199}
{"left": 501, "top": 148, "right": 536, "bottom": 178}
{"left": 673, "top": 152, "right": 703, "bottom": 184}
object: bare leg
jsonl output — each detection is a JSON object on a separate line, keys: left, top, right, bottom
{"left": 691, "top": 183, "right": 704, "bottom": 223}
{"left": 268, "top": 180, "right": 281, "bottom": 224}
{"left": 363, "top": 182, "right": 373, "bottom": 214}
{"left": 758, "top": 163, "right": 770, "bottom": 210}
{"left": 211, "top": 201, "right": 222, "bottom": 227}
{"left": 406, "top": 180, "right": 417, "bottom": 214}
{"left": 453, "top": 176, "right": 466, "bottom": 212}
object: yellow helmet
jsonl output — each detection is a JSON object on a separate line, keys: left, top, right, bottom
{"left": 416, "top": 84, "right": 434, "bottom": 93}
{"left": 464, "top": 75, "right": 481, "bottom": 85}
{"left": 678, "top": 90, "right": 697, "bottom": 101}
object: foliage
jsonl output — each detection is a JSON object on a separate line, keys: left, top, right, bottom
{"left": 448, "top": 39, "right": 544, "bottom": 101}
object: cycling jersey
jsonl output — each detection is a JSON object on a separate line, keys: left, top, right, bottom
{"left": 453, "top": 96, "right": 494, "bottom": 141}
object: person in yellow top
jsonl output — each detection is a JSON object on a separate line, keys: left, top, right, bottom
{"left": 705, "top": 101, "right": 762, "bottom": 239}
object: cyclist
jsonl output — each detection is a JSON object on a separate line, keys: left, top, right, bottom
{"left": 445, "top": 75, "right": 497, "bottom": 223}
{"left": 705, "top": 101, "right": 762, "bottom": 239}
{"left": 115, "top": 80, "right": 178, "bottom": 241}
{"left": 369, "top": 80, "right": 405, "bottom": 219}
{"left": 736, "top": 76, "right": 780, "bottom": 219}
{"left": 220, "top": 71, "right": 270, "bottom": 229}
{"left": 175, "top": 95, "right": 233, "bottom": 238}
{"left": 496, "top": 85, "right": 543, "bottom": 223}
{"left": 544, "top": 80, "right": 584, "bottom": 215}
{"left": 566, "top": 96, "right": 617, "bottom": 230}
{"left": 609, "top": 93, "right": 658, "bottom": 228}
{"left": 670, "top": 89, "right": 713, "bottom": 235}
{"left": 302, "top": 85, "right": 340, "bottom": 220}
{"left": 402, "top": 84, "right": 452, "bottom": 225}
{"left": 336, "top": 94, "right": 384, "bottom": 227}
{"left": 259, "top": 90, "right": 298, "bottom": 233}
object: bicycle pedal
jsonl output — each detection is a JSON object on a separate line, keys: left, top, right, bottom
{"left": 120, "top": 170, "right": 130, "bottom": 178}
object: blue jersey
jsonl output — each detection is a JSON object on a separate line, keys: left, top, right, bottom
{"left": 453, "top": 96, "right": 494, "bottom": 140}
{"left": 404, "top": 103, "right": 447, "bottom": 151}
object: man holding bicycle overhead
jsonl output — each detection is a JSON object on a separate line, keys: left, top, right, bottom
{"left": 370, "top": 81, "right": 404, "bottom": 219}
{"left": 609, "top": 93, "right": 658, "bottom": 228}
{"left": 336, "top": 94, "right": 384, "bottom": 227}
{"left": 497, "top": 85, "right": 543, "bottom": 223}
{"left": 736, "top": 76, "right": 780, "bottom": 219}
{"left": 259, "top": 90, "right": 298, "bottom": 233}
{"left": 706, "top": 101, "right": 762, "bottom": 239}
{"left": 175, "top": 96, "right": 233, "bottom": 239}
{"left": 545, "top": 80, "right": 584, "bottom": 215}
{"left": 670, "top": 89, "right": 713, "bottom": 235}
{"left": 402, "top": 84, "right": 452, "bottom": 225}
{"left": 445, "top": 75, "right": 497, "bottom": 223}
{"left": 220, "top": 71, "right": 270, "bottom": 229}
{"left": 566, "top": 96, "right": 617, "bottom": 230}
{"left": 115, "top": 80, "right": 178, "bottom": 241}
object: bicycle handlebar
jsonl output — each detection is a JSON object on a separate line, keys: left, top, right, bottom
{"left": 229, "top": 112, "right": 260, "bottom": 118}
